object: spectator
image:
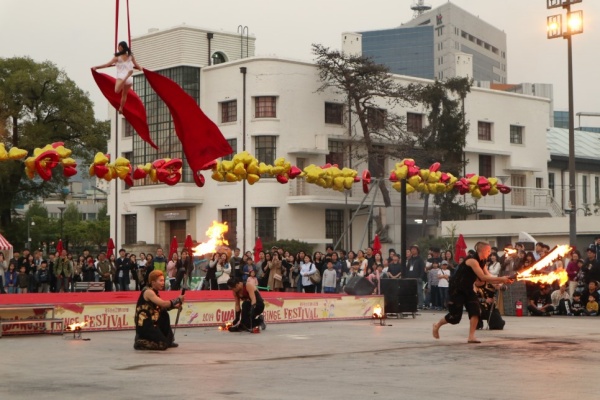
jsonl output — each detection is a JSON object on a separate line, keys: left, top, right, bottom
{"left": 153, "top": 248, "right": 167, "bottom": 278}
{"left": 331, "top": 252, "right": 344, "bottom": 292}
{"left": 0, "top": 252, "right": 6, "bottom": 294}
{"left": 299, "top": 254, "right": 317, "bottom": 293}
{"left": 246, "top": 268, "right": 258, "bottom": 286}
{"left": 585, "top": 295, "right": 599, "bottom": 316}
{"left": 129, "top": 254, "right": 140, "bottom": 290}
{"left": 582, "top": 248, "right": 600, "bottom": 285}
{"left": 427, "top": 260, "right": 441, "bottom": 310}
{"left": 356, "top": 250, "right": 368, "bottom": 276}
{"left": 487, "top": 253, "right": 501, "bottom": 277}
{"left": 591, "top": 236, "right": 600, "bottom": 261}
{"left": 230, "top": 248, "right": 243, "bottom": 279}
{"left": 216, "top": 252, "right": 231, "bottom": 290}
{"left": 82, "top": 257, "right": 96, "bottom": 282}
{"left": 116, "top": 249, "right": 131, "bottom": 291}
{"left": 438, "top": 261, "right": 451, "bottom": 309}
{"left": 17, "top": 265, "right": 29, "bottom": 293}
{"left": 242, "top": 257, "right": 256, "bottom": 283}
{"left": 474, "top": 279, "right": 505, "bottom": 330}
{"left": 534, "top": 242, "right": 544, "bottom": 261}
{"left": 313, "top": 251, "right": 325, "bottom": 293}
{"left": 167, "top": 253, "right": 178, "bottom": 290}
{"left": 55, "top": 250, "right": 72, "bottom": 293}
{"left": 571, "top": 292, "right": 584, "bottom": 316}
{"left": 387, "top": 254, "right": 402, "bottom": 279}
{"left": 405, "top": 245, "right": 425, "bottom": 309}
{"left": 36, "top": 260, "right": 51, "bottom": 293}
{"left": 72, "top": 255, "right": 84, "bottom": 291}
{"left": 5, "top": 261, "right": 17, "bottom": 293}
{"left": 566, "top": 250, "right": 582, "bottom": 297}
{"left": 387, "top": 248, "right": 396, "bottom": 265}
{"left": 137, "top": 253, "right": 147, "bottom": 288}
{"left": 580, "top": 280, "right": 600, "bottom": 310}
{"left": 365, "top": 247, "right": 374, "bottom": 270}
{"left": 144, "top": 253, "right": 154, "bottom": 287}
{"left": 97, "top": 252, "right": 113, "bottom": 292}
{"left": 48, "top": 253, "right": 57, "bottom": 293}
{"left": 173, "top": 250, "right": 191, "bottom": 291}
{"left": 205, "top": 253, "right": 219, "bottom": 290}
{"left": 267, "top": 252, "right": 284, "bottom": 292}
{"left": 322, "top": 261, "right": 337, "bottom": 293}
{"left": 551, "top": 284, "right": 572, "bottom": 315}
{"left": 442, "top": 250, "right": 456, "bottom": 273}
{"left": 527, "top": 285, "right": 554, "bottom": 316}
{"left": 109, "top": 254, "right": 118, "bottom": 290}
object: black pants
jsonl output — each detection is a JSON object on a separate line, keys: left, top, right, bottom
{"left": 527, "top": 304, "right": 555, "bottom": 316}
{"left": 102, "top": 280, "right": 113, "bottom": 292}
{"left": 445, "top": 287, "right": 480, "bottom": 325}
{"left": 134, "top": 309, "right": 174, "bottom": 350}
{"left": 303, "top": 284, "right": 316, "bottom": 293}
{"left": 241, "top": 300, "right": 265, "bottom": 329}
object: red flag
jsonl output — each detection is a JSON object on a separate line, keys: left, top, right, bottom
{"left": 142, "top": 68, "right": 232, "bottom": 173}
{"left": 254, "top": 237, "right": 263, "bottom": 263}
{"left": 455, "top": 234, "right": 467, "bottom": 263}
{"left": 372, "top": 234, "right": 382, "bottom": 255}
{"left": 169, "top": 236, "right": 179, "bottom": 260}
{"left": 107, "top": 238, "right": 115, "bottom": 258}
{"left": 91, "top": 69, "right": 158, "bottom": 150}
{"left": 56, "top": 239, "right": 63, "bottom": 255}
{"left": 184, "top": 234, "right": 194, "bottom": 253}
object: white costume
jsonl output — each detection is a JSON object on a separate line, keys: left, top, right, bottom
{"left": 116, "top": 55, "right": 134, "bottom": 86}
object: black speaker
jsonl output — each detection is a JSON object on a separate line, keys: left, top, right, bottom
{"left": 398, "top": 279, "right": 418, "bottom": 296}
{"left": 380, "top": 279, "right": 400, "bottom": 313}
{"left": 344, "top": 276, "right": 375, "bottom": 296}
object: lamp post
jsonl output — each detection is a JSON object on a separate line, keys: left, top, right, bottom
{"left": 27, "top": 218, "right": 35, "bottom": 249}
{"left": 547, "top": 0, "right": 583, "bottom": 246}
{"left": 57, "top": 205, "right": 66, "bottom": 240}
{"left": 497, "top": 175, "right": 509, "bottom": 219}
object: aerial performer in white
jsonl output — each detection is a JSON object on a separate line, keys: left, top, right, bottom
{"left": 93, "top": 41, "right": 142, "bottom": 114}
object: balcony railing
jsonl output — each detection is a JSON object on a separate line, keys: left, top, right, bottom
{"left": 464, "top": 186, "right": 561, "bottom": 216}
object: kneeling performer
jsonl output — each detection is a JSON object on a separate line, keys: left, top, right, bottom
{"left": 432, "top": 242, "right": 512, "bottom": 343}
{"left": 227, "top": 277, "right": 266, "bottom": 332}
{"left": 134, "top": 270, "right": 185, "bottom": 350}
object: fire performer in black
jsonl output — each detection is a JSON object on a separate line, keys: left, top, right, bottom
{"left": 432, "top": 242, "right": 512, "bottom": 343}
{"left": 133, "top": 270, "right": 185, "bottom": 350}
{"left": 474, "top": 279, "right": 505, "bottom": 330}
{"left": 226, "top": 277, "right": 266, "bottom": 332}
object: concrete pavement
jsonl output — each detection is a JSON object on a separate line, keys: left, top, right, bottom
{"left": 2, "top": 311, "right": 595, "bottom": 399}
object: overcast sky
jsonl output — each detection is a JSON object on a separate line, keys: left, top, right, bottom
{"left": 1, "top": 0, "right": 598, "bottom": 124}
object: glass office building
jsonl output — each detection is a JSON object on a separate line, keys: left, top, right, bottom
{"left": 361, "top": 26, "right": 434, "bottom": 79}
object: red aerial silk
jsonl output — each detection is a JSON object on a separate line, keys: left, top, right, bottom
{"left": 142, "top": 68, "right": 232, "bottom": 173}
{"left": 91, "top": 69, "right": 158, "bottom": 150}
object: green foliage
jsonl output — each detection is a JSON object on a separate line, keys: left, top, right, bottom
{"left": 262, "top": 239, "right": 314, "bottom": 256}
{"left": 63, "top": 203, "right": 81, "bottom": 223}
{"left": 0, "top": 56, "right": 109, "bottom": 233}
{"left": 413, "top": 236, "right": 454, "bottom": 256}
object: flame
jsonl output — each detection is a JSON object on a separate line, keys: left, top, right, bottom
{"left": 67, "top": 321, "right": 88, "bottom": 331}
{"left": 517, "top": 268, "right": 569, "bottom": 287}
{"left": 372, "top": 304, "right": 383, "bottom": 318}
{"left": 218, "top": 322, "right": 233, "bottom": 331}
{"left": 503, "top": 248, "right": 517, "bottom": 257}
{"left": 193, "top": 221, "right": 229, "bottom": 256}
{"left": 516, "top": 245, "right": 572, "bottom": 286}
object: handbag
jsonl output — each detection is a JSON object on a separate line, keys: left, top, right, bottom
{"left": 309, "top": 265, "right": 321, "bottom": 284}
{"left": 274, "top": 273, "right": 282, "bottom": 281}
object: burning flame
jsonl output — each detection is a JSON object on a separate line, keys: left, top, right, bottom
{"left": 516, "top": 245, "right": 572, "bottom": 286}
{"left": 503, "top": 248, "right": 517, "bottom": 257}
{"left": 193, "top": 221, "right": 229, "bottom": 256}
{"left": 67, "top": 321, "right": 88, "bottom": 331}
{"left": 218, "top": 322, "right": 233, "bottom": 331}
{"left": 372, "top": 304, "right": 383, "bottom": 318}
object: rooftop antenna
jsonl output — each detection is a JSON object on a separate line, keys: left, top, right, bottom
{"left": 411, "top": 0, "right": 432, "bottom": 18}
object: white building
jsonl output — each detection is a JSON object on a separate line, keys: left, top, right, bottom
{"left": 107, "top": 25, "right": 552, "bottom": 253}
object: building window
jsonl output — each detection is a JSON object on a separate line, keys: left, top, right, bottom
{"left": 583, "top": 175, "right": 588, "bottom": 204}
{"left": 222, "top": 139, "right": 237, "bottom": 161}
{"left": 255, "top": 207, "right": 276, "bottom": 242}
{"left": 255, "top": 96, "right": 277, "bottom": 118}
{"left": 510, "top": 125, "right": 523, "bottom": 144}
{"left": 122, "top": 152, "right": 133, "bottom": 190}
{"left": 124, "top": 214, "right": 137, "bottom": 245}
{"left": 255, "top": 136, "right": 276, "bottom": 175}
{"left": 326, "top": 140, "right": 345, "bottom": 168}
{"left": 124, "top": 120, "right": 134, "bottom": 138}
{"left": 221, "top": 209, "right": 237, "bottom": 249}
{"left": 325, "top": 102, "right": 344, "bottom": 125}
{"left": 212, "top": 52, "right": 227, "bottom": 65}
{"left": 407, "top": 112, "right": 423, "bottom": 133}
{"left": 479, "top": 155, "right": 492, "bottom": 177}
{"left": 368, "top": 145, "right": 386, "bottom": 178}
{"left": 325, "top": 209, "right": 344, "bottom": 248}
{"left": 549, "top": 172, "right": 555, "bottom": 198}
{"left": 478, "top": 121, "right": 492, "bottom": 141}
{"left": 536, "top": 177, "right": 543, "bottom": 188}
{"left": 367, "top": 107, "right": 386, "bottom": 130}
{"left": 220, "top": 100, "right": 237, "bottom": 123}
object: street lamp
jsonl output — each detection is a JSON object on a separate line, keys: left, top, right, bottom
{"left": 57, "top": 205, "right": 66, "bottom": 240}
{"left": 547, "top": 0, "right": 583, "bottom": 246}
{"left": 497, "top": 175, "right": 510, "bottom": 219}
{"left": 27, "top": 218, "right": 35, "bottom": 249}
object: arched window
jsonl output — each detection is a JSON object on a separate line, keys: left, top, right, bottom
{"left": 212, "top": 52, "right": 227, "bottom": 65}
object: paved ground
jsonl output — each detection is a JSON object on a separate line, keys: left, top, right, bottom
{"left": 2, "top": 311, "right": 596, "bottom": 399}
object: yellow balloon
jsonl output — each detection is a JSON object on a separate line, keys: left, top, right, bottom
{"left": 247, "top": 174, "right": 260, "bottom": 185}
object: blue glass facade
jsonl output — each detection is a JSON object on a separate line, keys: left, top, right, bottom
{"left": 361, "top": 26, "right": 434, "bottom": 79}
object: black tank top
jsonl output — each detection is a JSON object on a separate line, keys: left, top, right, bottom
{"left": 451, "top": 255, "right": 485, "bottom": 292}
{"left": 240, "top": 283, "right": 264, "bottom": 303}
